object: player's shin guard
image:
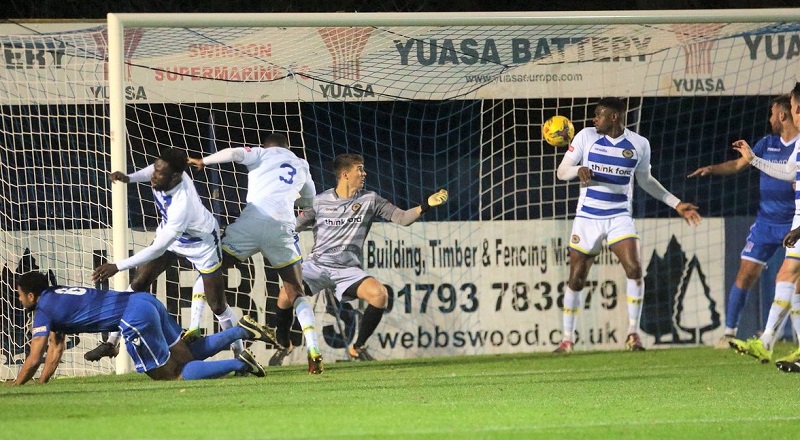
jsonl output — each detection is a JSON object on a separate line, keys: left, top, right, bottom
{"left": 725, "top": 285, "right": 749, "bottom": 332}
{"left": 790, "top": 293, "right": 800, "bottom": 344}
{"left": 275, "top": 306, "right": 293, "bottom": 348}
{"left": 354, "top": 305, "right": 384, "bottom": 348}
{"left": 294, "top": 296, "right": 319, "bottom": 350}
{"left": 190, "top": 276, "right": 207, "bottom": 330}
{"left": 762, "top": 282, "right": 793, "bottom": 349}
{"left": 626, "top": 278, "right": 643, "bottom": 334}
{"left": 562, "top": 287, "right": 581, "bottom": 342}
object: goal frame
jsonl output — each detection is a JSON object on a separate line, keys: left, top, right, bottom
{"left": 105, "top": 8, "right": 800, "bottom": 373}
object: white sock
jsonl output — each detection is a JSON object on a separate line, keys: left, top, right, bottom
{"left": 294, "top": 296, "right": 319, "bottom": 351}
{"left": 107, "top": 286, "right": 134, "bottom": 345}
{"left": 562, "top": 287, "right": 581, "bottom": 342}
{"left": 215, "top": 305, "right": 243, "bottom": 354}
{"left": 723, "top": 327, "right": 736, "bottom": 337}
{"left": 626, "top": 278, "right": 643, "bottom": 335}
{"left": 791, "top": 293, "right": 800, "bottom": 347}
{"left": 761, "top": 281, "right": 793, "bottom": 350}
{"left": 106, "top": 332, "right": 120, "bottom": 346}
{"left": 190, "top": 276, "right": 207, "bottom": 330}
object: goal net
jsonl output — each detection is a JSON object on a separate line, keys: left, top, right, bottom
{"left": 1, "top": 10, "right": 798, "bottom": 377}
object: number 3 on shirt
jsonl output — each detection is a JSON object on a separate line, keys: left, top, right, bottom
{"left": 279, "top": 163, "right": 297, "bottom": 184}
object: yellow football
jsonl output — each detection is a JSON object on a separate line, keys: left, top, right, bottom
{"left": 542, "top": 115, "right": 575, "bottom": 148}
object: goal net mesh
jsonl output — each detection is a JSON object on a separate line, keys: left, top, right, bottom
{"left": 1, "top": 15, "right": 797, "bottom": 377}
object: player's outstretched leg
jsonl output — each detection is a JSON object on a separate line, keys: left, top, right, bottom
{"left": 187, "top": 317, "right": 272, "bottom": 361}
{"left": 84, "top": 340, "right": 119, "bottom": 361}
{"left": 238, "top": 349, "right": 266, "bottom": 377}
{"left": 238, "top": 315, "right": 280, "bottom": 346}
{"left": 179, "top": 349, "right": 265, "bottom": 379}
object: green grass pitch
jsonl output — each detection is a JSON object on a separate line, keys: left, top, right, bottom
{"left": 4, "top": 345, "right": 800, "bottom": 439}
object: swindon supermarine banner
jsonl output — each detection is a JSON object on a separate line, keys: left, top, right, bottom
{"left": 1, "top": 21, "right": 798, "bottom": 103}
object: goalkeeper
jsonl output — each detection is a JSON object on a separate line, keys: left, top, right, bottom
{"left": 271, "top": 153, "right": 448, "bottom": 364}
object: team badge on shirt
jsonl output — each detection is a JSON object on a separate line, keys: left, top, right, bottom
{"left": 352, "top": 203, "right": 362, "bottom": 212}
{"left": 571, "top": 234, "right": 580, "bottom": 244}
{"left": 622, "top": 149, "right": 634, "bottom": 158}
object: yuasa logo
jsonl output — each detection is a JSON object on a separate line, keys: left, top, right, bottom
{"left": 319, "top": 27, "right": 372, "bottom": 81}
{"left": 91, "top": 28, "right": 144, "bottom": 81}
{"left": 669, "top": 24, "right": 727, "bottom": 94}
{"left": 743, "top": 34, "right": 800, "bottom": 60}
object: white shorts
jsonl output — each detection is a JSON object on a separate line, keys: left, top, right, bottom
{"left": 302, "top": 259, "right": 369, "bottom": 301}
{"left": 785, "top": 216, "right": 800, "bottom": 260}
{"left": 569, "top": 215, "right": 638, "bottom": 255}
{"left": 167, "top": 227, "right": 223, "bottom": 274}
{"left": 222, "top": 205, "right": 302, "bottom": 268}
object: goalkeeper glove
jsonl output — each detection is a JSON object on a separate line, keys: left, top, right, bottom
{"left": 421, "top": 189, "right": 448, "bottom": 213}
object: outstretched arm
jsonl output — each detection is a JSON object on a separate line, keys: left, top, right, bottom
{"left": 6, "top": 334, "right": 48, "bottom": 386}
{"left": 92, "top": 227, "right": 178, "bottom": 282}
{"left": 390, "top": 189, "right": 449, "bottom": 226}
{"left": 733, "top": 140, "right": 795, "bottom": 182}
{"left": 188, "top": 148, "right": 246, "bottom": 170}
{"left": 38, "top": 332, "right": 66, "bottom": 384}
{"left": 687, "top": 157, "right": 749, "bottom": 178}
{"left": 675, "top": 202, "right": 702, "bottom": 226}
{"left": 636, "top": 168, "right": 700, "bottom": 226}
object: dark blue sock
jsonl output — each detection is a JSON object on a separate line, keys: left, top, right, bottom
{"left": 181, "top": 359, "right": 246, "bottom": 380}
{"left": 188, "top": 326, "right": 248, "bottom": 360}
{"left": 726, "top": 285, "right": 749, "bottom": 330}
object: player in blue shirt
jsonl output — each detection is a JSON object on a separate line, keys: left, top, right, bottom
{"left": 689, "top": 95, "right": 799, "bottom": 348}
{"left": 6, "top": 271, "right": 277, "bottom": 386}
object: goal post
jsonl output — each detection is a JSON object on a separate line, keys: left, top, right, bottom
{"left": 2, "top": 9, "right": 799, "bottom": 379}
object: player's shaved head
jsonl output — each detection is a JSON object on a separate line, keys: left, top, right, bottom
{"left": 261, "top": 133, "right": 289, "bottom": 148}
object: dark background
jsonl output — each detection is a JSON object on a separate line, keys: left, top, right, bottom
{"left": 3, "top": 0, "right": 799, "bottom": 19}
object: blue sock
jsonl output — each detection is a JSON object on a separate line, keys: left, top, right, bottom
{"left": 726, "top": 285, "right": 749, "bottom": 330}
{"left": 188, "top": 326, "right": 248, "bottom": 360}
{"left": 181, "top": 359, "right": 246, "bottom": 380}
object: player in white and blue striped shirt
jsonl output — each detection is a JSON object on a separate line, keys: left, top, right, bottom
{"left": 554, "top": 97, "right": 702, "bottom": 353}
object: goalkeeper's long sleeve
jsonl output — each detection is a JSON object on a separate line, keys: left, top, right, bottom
{"left": 391, "top": 208, "right": 421, "bottom": 226}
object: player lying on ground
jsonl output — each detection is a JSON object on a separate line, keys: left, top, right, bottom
{"left": 6, "top": 271, "right": 278, "bottom": 386}
{"left": 86, "top": 147, "right": 241, "bottom": 362}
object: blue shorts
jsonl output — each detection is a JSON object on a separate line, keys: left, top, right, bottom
{"left": 741, "top": 220, "right": 792, "bottom": 265}
{"left": 119, "top": 293, "right": 183, "bottom": 373}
